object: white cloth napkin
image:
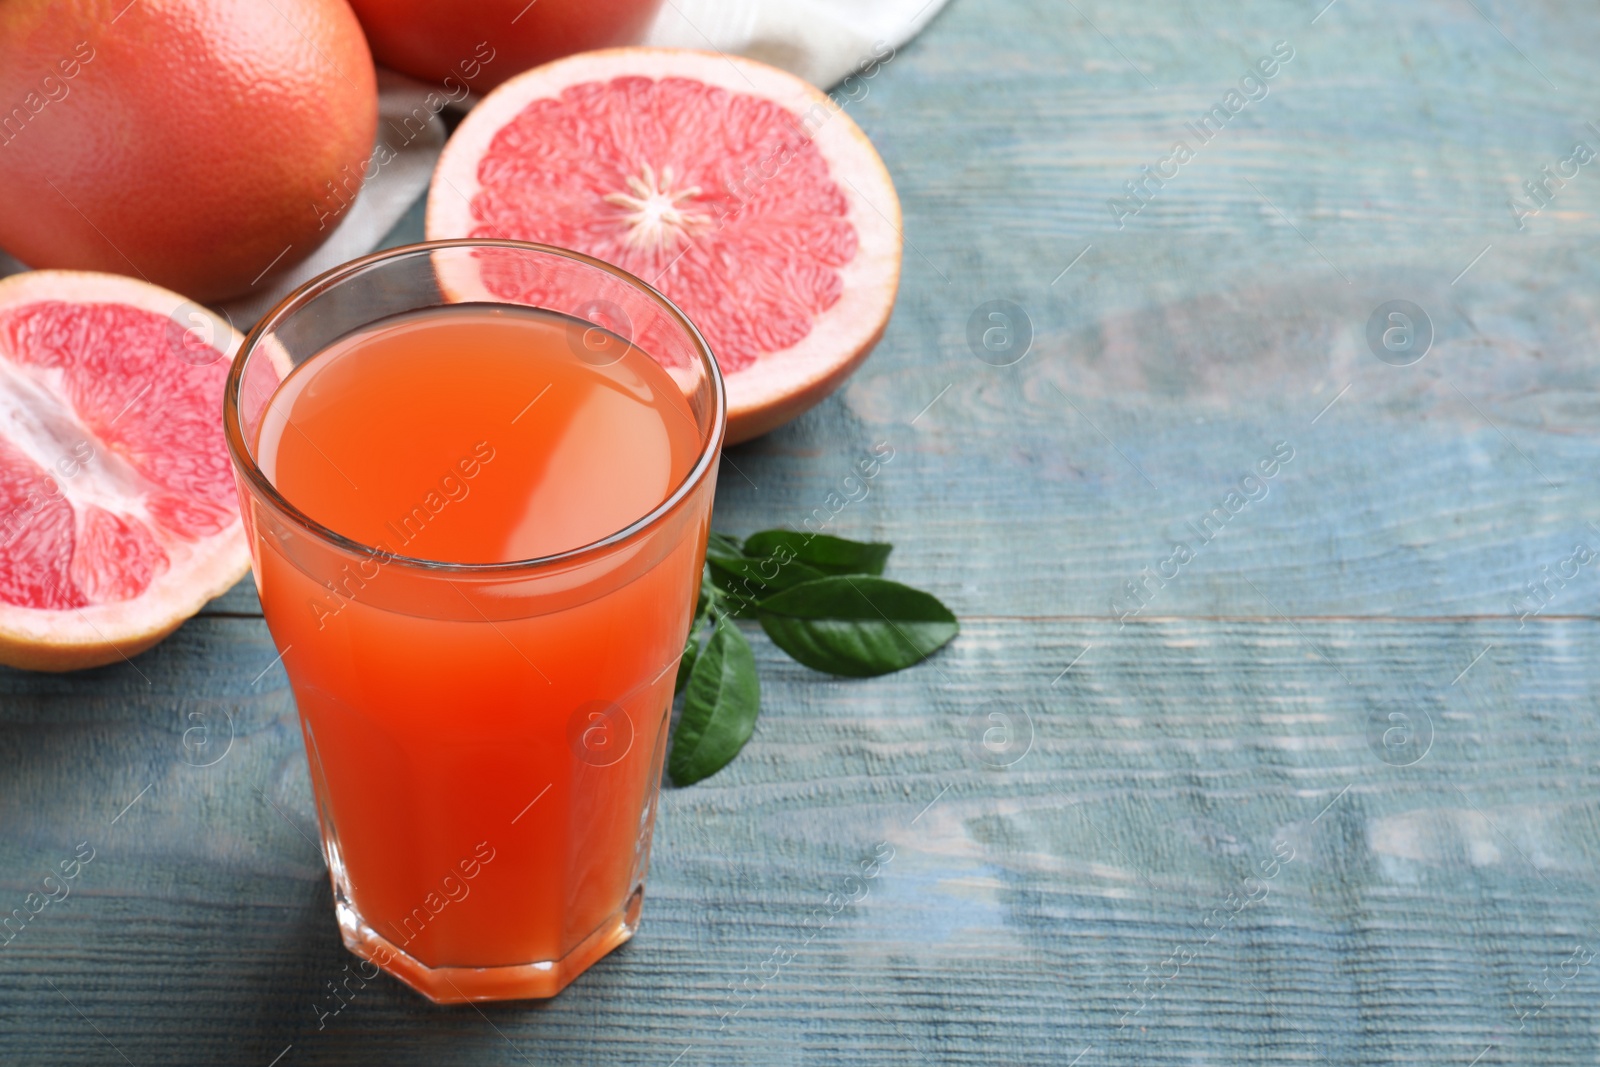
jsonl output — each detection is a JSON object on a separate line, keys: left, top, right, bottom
{"left": 0, "top": 0, "right": 950, "bottom": 324}
{"left": 644, "top": 0, "right": 948, "bottom": 88}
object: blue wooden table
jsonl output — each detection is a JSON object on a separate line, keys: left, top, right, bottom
{"left": 6, "top": 0, "right": 1600, "bottom": 1062}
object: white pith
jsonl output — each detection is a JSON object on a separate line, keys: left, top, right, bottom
{"left": 426, "top": 48, "right": 903, "bottom": 440}
{"left": 0, "top": 358, "right": 165, "bottom": 532}
{"left": 602, "top": 164, "right": 717, "bottom": 253}
{"left": 0, "top": 270, "right": 251, "bottom": 655}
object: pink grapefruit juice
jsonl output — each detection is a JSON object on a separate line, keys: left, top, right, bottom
{"left": 249, "top": 304, "right": 707, "bottom": 985}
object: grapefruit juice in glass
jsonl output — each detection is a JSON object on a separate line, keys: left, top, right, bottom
{"left": 223, "top": 241, "right": 724, "bottom": 1002}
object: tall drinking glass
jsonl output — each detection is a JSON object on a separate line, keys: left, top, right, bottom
{"left": 223, "top": 240, "right": 724, "bottom": 1002}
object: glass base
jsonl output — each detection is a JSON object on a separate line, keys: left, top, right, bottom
{"left": 334, "top": 886, "right": 645, "bottom": 1003}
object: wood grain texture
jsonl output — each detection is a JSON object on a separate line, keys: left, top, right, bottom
{"left": 8, "top": 0, "right": 1600, "bottom": 1063}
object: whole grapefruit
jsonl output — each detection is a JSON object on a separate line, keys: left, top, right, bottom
{"left": 345, "top": 0, "right": 663, "bottom": 93}
{"left": 0, "top": 0, "right": 378, "bottom": 302}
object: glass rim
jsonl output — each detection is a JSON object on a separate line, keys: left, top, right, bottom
{"left": 223, "top": 237, "right": 726, "bottom": 576}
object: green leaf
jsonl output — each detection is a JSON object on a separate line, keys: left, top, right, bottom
{"left": 743, "top": 530, "right": 893, "bottom": 576}
{"left": 756, "top": 576, "right": 958, "bottom": 677}
{"left": 706, "top": 554, "right": 827, "bottom": 612}
{"left": 702, "top": 532, "right": 756, "bottom": 612}
{"left": 674, "top": 626, "right": 701, "bottom": 695}
{"left": 696, "top": 570, "right": 718, "bottom": 622}
{"left": 668, "top": 616, "right": 761, "bottom": 785}
{"left": 706, "top": 530, "right": 745, "bottom": 559}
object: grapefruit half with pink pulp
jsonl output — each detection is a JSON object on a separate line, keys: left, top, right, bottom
{"left": 427, "top": 48, "right": 902, "bottom": 443}
{"left": 0, "top": 272, "right": 252, "bottom": 670}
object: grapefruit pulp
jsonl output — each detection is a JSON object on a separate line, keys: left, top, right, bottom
{"left": 0, "top": 272, "right": 254, "bottom": 671}
{"left": 427, "top": 48, "right": 902, "bottom": 442}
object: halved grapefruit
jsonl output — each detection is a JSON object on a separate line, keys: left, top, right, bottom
{"left": 427, "top": 47, "right": 902, "bottom": 443}
{"left": 0, "top": 271, "right": 251, "bottom": 671}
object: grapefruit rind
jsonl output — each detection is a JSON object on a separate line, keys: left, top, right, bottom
{"left": 426, "top": 47, "right": 902, "bottom": 443}
{"left": 0, "top": 271, "right": 251, "bottom": 671}
{"left": 0, "top": 0, "right": 379, "bottom": 302}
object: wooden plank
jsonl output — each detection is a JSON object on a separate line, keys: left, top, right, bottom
{"left": 3, "top": 617, "right": 1599, "bottom": 1063}
{"left": 6, "top": 0, "right": 1600, "bottom": 1063}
